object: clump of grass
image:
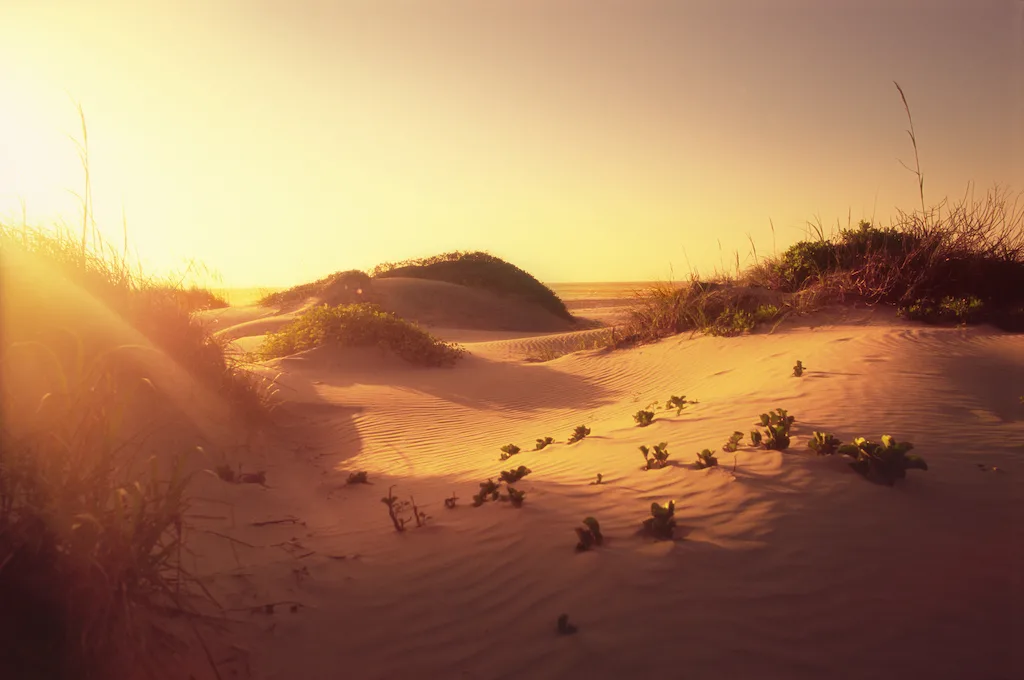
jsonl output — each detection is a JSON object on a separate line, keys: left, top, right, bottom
{"left": 258, "top": 269, "right": 372, "bottom": 308}
{"left": 567, "top": 425, "right": 591, "bottom": 444}
{"left": 372, "top": 251, "right": 573, "bottom": 320}
{"left": 633, "top": 409, "right": 655, "bottom": 427}
{"left": 258, "top": 302, "right": 466, "bottom": 366}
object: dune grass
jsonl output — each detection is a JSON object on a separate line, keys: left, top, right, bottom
{"left": 1, "top": 217, "right": 269, "bottom": 677}
{"left": 372, "top": 250, "right": 573, "bottom": 320}
{"left": 258, "top": 302, "right": 467, "bottom": 366}
{"left": 257, "top": 269, "right": 372, "bottom": 308}
{"left": 616, "top": 84, "right": 1024, "bottom": 347}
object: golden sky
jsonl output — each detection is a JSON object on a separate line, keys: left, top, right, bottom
{"left": 1, "top": 0, "right": 1021, "bottom": 287}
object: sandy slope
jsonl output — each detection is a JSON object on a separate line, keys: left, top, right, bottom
{"left": 183, "top": 308, "right": 1024, "bottom": 680}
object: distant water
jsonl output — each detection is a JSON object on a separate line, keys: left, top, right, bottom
{"left": 546, "top": 282, "right": 655, "bottom": 301}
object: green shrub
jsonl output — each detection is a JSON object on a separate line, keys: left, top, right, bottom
{"left": 640, "top": 443, "right": 670, "bottom": 470}
{"left": 694, "top": 449, "right": 719, "bottom": 469}
{"left": 258, "top": 269, "right": 372, "bottom": 308}
{"left": 722, "top": 431, "right": 744, "bottom": 453}
{"left": 259, "top": 302, "right": 466, "bottom": 366}
{"left": 838, "top": 435, "right": 927, "bottom": 485}
{"left": 372, "top": 251, "right": 572, "bottom": 320}
{"left": 472, "top": 479, "right": 501, "bottom": 507}
{"left": 346, "top": 471, "right": 369, "bottom": 485}
{"left": 534, "top": 436, "right": 554, "bottom": 451}
{"left": 574, "top": 517, "right": 603, "bottom": 551}
{"left": 749, "top": 430, "right": 763, "bottom": 447}
{"left": 641, "top": 501, "right": 677, "bottom": 540}
{"left": 499, "top": 444, "right": 521, "bottom": 461}
{"left": 756, "top": 408, "right": 795, "bottom": 450}
{"left": 633, "top": 410, "right": 655, "bottom": 427}
{"left": 793, "top": 360, "right": 805, "bottom": 377}
{"left": 504, "top": 486, "right": 527, "bottom": 507}
{"left": 807, "top": 432, "right": 841, "bottom": 455}
{"left": 665, "top": 395, "right": 694, "bottom": 415}
{"left": 499, "top": 465, "right": 531, "bottom": 484}
{"left": 567, "top": 425, "right": 591, "bottom": 444}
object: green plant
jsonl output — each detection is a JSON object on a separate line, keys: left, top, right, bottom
{"left": 259, "top": 302, "right": 466, "bottom": 366}
{"left": 757, "top": 408, "right": 795, "bottom": 450}
{"left": 837, "top": 435, "right": 928, "bottom": 485}
{"left": 641, "top": 501, "right": 677, "bottom": 541}
{"left": 574, "top": 517, "right": 603, "bottom": 551}
{"left": 633, "top": 409, "right": 655, "bottom": 427}
{"left": 444, "top": 493, "right": 459, "bottom": 509}
{"left": 500, "top": 444, "right": 521, "bottom": 461}
{"left": 694, "top": 449, "right": 719, "bottom": 469}
{"left": 504, "top": 486, "right": 526, "bottom": 507}
{"left": 722, "top": 431, "right": 744, "bottom": 453}
{"left": 639, "top": 443, "right": 671, "bottom": 470}
{"left": 807, "top": 432, "right": 842, "bottom": 456}
{"left": 567, "top": 425, "right": 591, "bottom": 444}
{"left": 793, "top": 360, "right": 805, "bottom": 377}
{"left": 347, "top": 471, "right": 369, "bottom": 485}
{"left": 499, "top": 465, "right": 532, "bottom": 484}
{"left": 534, "top": 436, "right": 554, "bottom": 451}
{"left": 588, "top": 473, "right": 603, "bottom": 485}
{"left": 749, "top": 430, "right": 762, "bottom": 447}
{"left": 472, "top": 479, "right": 501, "bottom": 507}
{"left": 381, "top": 486, "right": 410, "bottom": 532}
{"left": 665, "top": 395, "right": 692, "bottom": 415}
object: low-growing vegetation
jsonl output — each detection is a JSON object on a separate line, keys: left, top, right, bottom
{"left": 756, "top": 408, "right": 796, "bottom": 451}
{"left": 694, "top": 448, "right": 719, "bottom": 469}
{"left": 534, "top": 436, "right": 555, "bottom": 451}
{"left": 471, "top": 479, "right": 502, "bottom": 507}
{"left": 808, "top": 432, "right": 841, "bottom": 456}
{"left": 665, "top": 395, "right": 695, "bottom": 415}
{"left": 371, "top": 251, "right": 573, "bottom": 320}
{"left": 793, "top": 360, "right": 805, "bottom": 377}
{"left": 381, "top": 486, "right": 430, "bottom": 531}
{"left": 258, "top": 302, "right": 466, "bottom": 366}
{"left": 838, "top": 435, "right": 928, "bottom": 485}
{"left": 574, "top": 517, "right": 604, "bottom": 551}
{"left": 567, "top": 425, "right": 591, "bottom": 444}
{"left": 500, "top": 444, "right": 521, "bottom": 461}
{"left": 499, "top": 465, "right": 532, "bottom": 484}
{"left": 641, "top": 501, "right": 677, "bottom": 541}
{"left": 258, "top": 269, "right": 372, "bottom": 308}
{"left": 640, "top": 443, "right": 671, "bottom": 470}
{"left": 504, "top": 486, "right": 527, "bottom": 507}
{"left": 633, "top": 409, "right": 655, "bottom": 427}
{"left": 347, "top": 471, "right": 369, "bottom": 485}
{"left": 722, "top": 431, "right": 744, "bottom": 453}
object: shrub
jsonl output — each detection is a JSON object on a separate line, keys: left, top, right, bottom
{"left": 567, "top": 425, "right": 591, "bottom": 444}
{"left": 640, "top": 443, "right": 671, "bottom": 470}
{"left": 472, "top": 479, "right": 501, "bottom": 507}
{"left": 641, "top": 501, "right": 677, "bottom": 540}
{"left": 633, "top": 409, "right": 655, "bottom": 427}
{"left": 499, "top": 444, "right": 521, "bottom": 461}
{"left": 756, "top": 408, "right": 795, "bottom": 450}
{"left": 258, "top": 269, "right": 372, "bottom": 308}
{"left": 346, "top": 471, "right": 369, "bottom": 485}
{"left": 444, "top": 493, "right": 459, "bottom": 509}
{"left": 807, "top": 432, "right": 841, "bottom": 456}
{"left": 534, "top": 436, "right": 555, "bottom": 451}
{"left": 793, "top": 360, "right": 805, "bottom": 377}
{"left": 665, "top": 395, "right": 694, "bottom": 415}
{"left": 499, "top": 465, "right": 532, "bottom": 484}
{"left": 504, "top": 486, "right": 526, "bottom": 507}
{"left": 838, "top": 435, "right": 927, "bottom": 485}
{"left": 574, "top": 517, "right": 603, "bottom": 551}
{"left": 258, "top": 302, "right": 466, "bottom": 366}
{"left": 381, "top": 487, "right": 410, "bottom": 532}
{"left": 694, "top": 449, "right": 719, "bottom": 469}
{"left": 722, "top": 431, "right": 744, "bottom": 453}
{"left": 371, "top": 251, "right": 572, "bottom": 320}
{"left": 749, "top": 430, "right": 763, "bottom": 447}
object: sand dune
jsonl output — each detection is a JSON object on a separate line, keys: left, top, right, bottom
{"left": 183, "top": 310, "right": 1023, "bottom": 680}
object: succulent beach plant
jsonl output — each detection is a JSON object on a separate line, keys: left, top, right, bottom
{"left": 807, "top": 431, "right": 842, "bottom": 456}
{"left": 793, "top": 360, "right": 805, "bottom": 377}
{"left": 633, "top": 409, "right": 655, "bottom": 427}
{"left": 722, "top": 431, "right": 744, "bottom": 453}
{"left": 694, "top": 448, "right": 718, "bottom": 469}
{"left": 756, "top": 408, "right": 795, "bottom": 450}
{"left": 838, "top": 435, "right": 927, "bottom": 485}
{"left": 574, "top": 517, "right": 604, "bottom": 551}
{"left": 665, "top": 395, "right": 693, "bottom": 415}
{"left": 641, "top": 501, "right": 677, "bottom": 541}
{"left": 534, "top": 436, "right": 555, "bottom": 451}
{"left": 567, "top": 425, "right": 591, "bottom": 444}
{"left": 639, "top": 443, "right": 670, "bottom": 470}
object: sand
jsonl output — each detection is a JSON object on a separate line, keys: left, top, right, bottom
{"left": 165, "top": 282, "right": 1023, "bottom": 679}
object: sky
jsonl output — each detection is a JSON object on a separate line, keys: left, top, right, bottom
{"left": 1, "top": 0, "right": 1021, "bottom": 287}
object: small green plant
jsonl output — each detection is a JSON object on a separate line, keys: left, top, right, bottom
{"left": 557, "top": 613, "right": 578, "bottom": 635}
{"left": 838, "top": 435, "right": 927, "bottom": 485}
{"left": 749, "top": 430, "right": 762, "bottom": 447}
{"left": 641, "top": 501, "right": 677, "bottom": 540}
{"left": 722, "top": 431, "right": 744, "bottom": 453}
{"left": 499, "top": 465, "right": 532, "bottom": 484}
{"left": 472, "top": 479, "right": 501, "bottom": 506}
{"left": 500, "top": 443, "right": 521, "bottom": 461}
{"left": 534, "top": 436, "right": 555, "bottom": 451}
{"left": 444, "top": 492, "right": 459, "bottom": 509}
{"left": 381, "top": 486, "right": 410, "bottom": 532}
{"left": 574, "top": 517, "right": 603, "bottom": 551}
{"left": 665, "top": 395, "right": 693, "bottom": 415}
{"left": 347, "top": 471, "right": 369, "bottom": 484}
{"left": 757, "top": 408, "right": 795, "bottom": 450}
{"left": 633, "top": 409, "right": 655, "bottom": 427}
{"left": 808, "top": 431, "right": 842, "bottom": 456}
{"left": 589, "top": 473, "right": 603, "bottom": 485}
{"left": 505, "top": 486, "right": 526, "bottom": 507}
{"left": 568, "top": 425, "right": 591, "bottom": 444}
{"left": 639, "top": 443, "right": 671, "bottom": 470}
{"left": 694, "top": 449, "right": 718, "bottom": 469}
{"left": 793, "top": 360, "right": 805, "bottom": 377}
